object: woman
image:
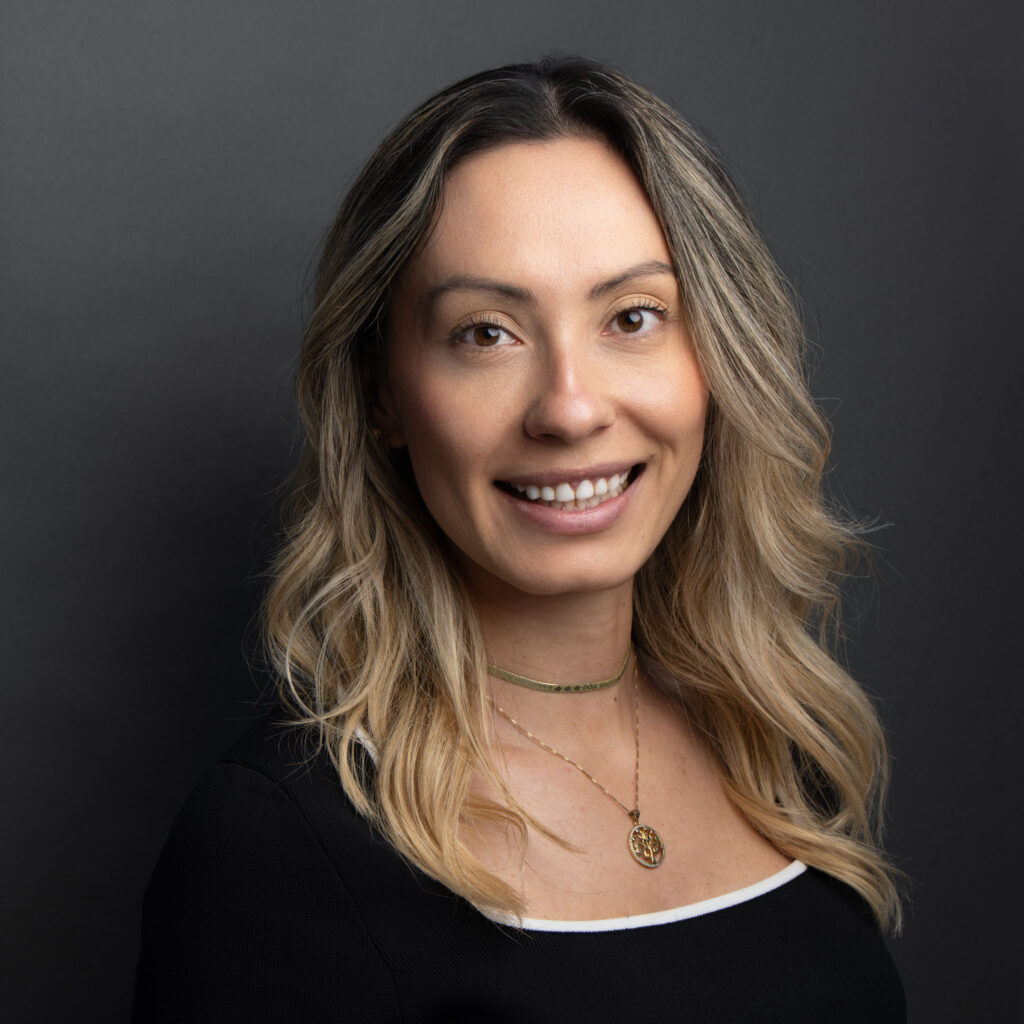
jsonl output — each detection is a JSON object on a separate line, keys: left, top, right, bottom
{"left": 133, "top": 56, "right": 904, "bottom": 1021}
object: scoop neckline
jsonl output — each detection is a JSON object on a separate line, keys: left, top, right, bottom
{"left": 484, "top": 860, "right": 807, "bottom": 933}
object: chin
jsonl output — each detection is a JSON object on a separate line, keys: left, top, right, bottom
{"left": 492, "top": 558, "right": 643, "bottom": 598}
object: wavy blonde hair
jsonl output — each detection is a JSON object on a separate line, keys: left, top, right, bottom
{"left": 264, "top": 56, "right": 901, "bottom": 930}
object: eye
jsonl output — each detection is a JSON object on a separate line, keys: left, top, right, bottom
{"left": 605, "top": 303, "right": 666, "bottom": 336}
{"left": 453, "top": 320, "right": 518, "bottom": 348}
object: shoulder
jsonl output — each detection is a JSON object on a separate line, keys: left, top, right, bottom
{"left": 132, "top": 713, "right": 402, "bottom": 1023}
{"left": 142, "top": 714, "right": 354, "bottom": 899}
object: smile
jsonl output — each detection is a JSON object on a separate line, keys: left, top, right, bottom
{"left": 496, "top": 466, "right": 642, "bottom": 511}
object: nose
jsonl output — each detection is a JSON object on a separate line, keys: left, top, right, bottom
{"left": 522, "top": 342, "right": 615, "bottom": 443}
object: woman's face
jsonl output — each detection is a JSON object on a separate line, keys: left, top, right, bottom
{"left": 379, "top": 136, "right": 708, "bottom": 598}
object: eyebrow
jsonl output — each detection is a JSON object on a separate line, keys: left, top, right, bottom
{"left": 587, "top": 260, "right": 676, "bottom": 299}
{"left": 422, "top": 259, "right": 676, "bottom": 313}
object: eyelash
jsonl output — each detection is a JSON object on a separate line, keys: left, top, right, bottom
{"left": 449, "top": 315, "right": 518, "bottom": 348}
{"left": 604, "top": 299, "right": 668, "bottom": 335}
{"left": 450, "top": 300, "right": 670, "bottom": 348}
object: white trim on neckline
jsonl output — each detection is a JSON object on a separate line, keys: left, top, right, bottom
{"left": 485, "top": 860, "right": 807, "bottom": 933}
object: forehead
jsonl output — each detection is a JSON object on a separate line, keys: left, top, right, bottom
{"left": 407, "top": 137, "right": 672, "bottom": 296}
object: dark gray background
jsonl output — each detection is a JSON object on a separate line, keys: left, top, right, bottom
{"left": 3, "top": 0, "right": 1021, "bottom": 1019}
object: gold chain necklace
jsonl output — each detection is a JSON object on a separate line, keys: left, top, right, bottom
{"left": 491, "top": 655, "right": 666, "bottom": 868}
{"left": 487, "top": 644, "right": 631, "bottom": 693}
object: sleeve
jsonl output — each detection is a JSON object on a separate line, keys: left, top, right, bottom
{"left": 131, "top": 761, "right": 402, "bottom": 1023}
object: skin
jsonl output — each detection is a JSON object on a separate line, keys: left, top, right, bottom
{"left": 379, "top": 137, "right": 787, "bottom": 918}
{"left": 381, "top": 137, "right": 706, "bottom": 604}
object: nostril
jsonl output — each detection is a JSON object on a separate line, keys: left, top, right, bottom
{"left": 522, "top": 393, "right": 616, "bottom": 442}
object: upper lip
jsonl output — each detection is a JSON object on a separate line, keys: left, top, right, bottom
{"left": 497, "top": 462, "right": 642, "bottom": 488}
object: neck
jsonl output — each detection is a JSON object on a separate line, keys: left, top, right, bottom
{"left": 471, "top": 574, "right": 637, "bottom": 737}
{"left": 478, "top": 584, "right": 633, "bottom": 682}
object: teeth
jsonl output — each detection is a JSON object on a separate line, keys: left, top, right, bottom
{"left": 506, "top": 470, "right": 634, "bottom": 509}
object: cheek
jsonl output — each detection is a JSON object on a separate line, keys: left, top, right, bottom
{"left": 394, "top": 376, "right": 495, "bottom": 495}
{"left": 643, "top": 356, "right": 709, "bottom": 449}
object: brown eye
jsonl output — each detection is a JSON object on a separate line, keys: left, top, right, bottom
{"left": 455, "top": 322, "right": 515, "bottom": 347}
{"left": 473, "top": 325, "right": 503, "bottom": 346}
{"left": 607, "top": 306, "right": 663, "bottom": 336}
{"left": 615, "top": 310, "right": 646, "bottom": 333}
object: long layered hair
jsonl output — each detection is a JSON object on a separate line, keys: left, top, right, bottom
{"left": 264, "top": 56, "right": 901, "bottom": 929}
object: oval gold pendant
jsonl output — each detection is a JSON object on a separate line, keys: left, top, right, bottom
{"left": 628, "top": 822, "right": 665, "bottom": 868}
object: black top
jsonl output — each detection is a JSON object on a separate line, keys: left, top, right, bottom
{"left": 133, "top": 713, "right": 905, "bottom": 1023}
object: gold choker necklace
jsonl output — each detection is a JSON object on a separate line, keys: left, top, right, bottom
{"left": 491, "top": 653, "right": 666, "bottom": 868}
{"left": 487, "top": 645, "right": 632, "bottom": 693}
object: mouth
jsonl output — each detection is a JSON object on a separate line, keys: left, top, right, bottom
{"left": 494, "top": 464, "right": 644, "bottom": 512}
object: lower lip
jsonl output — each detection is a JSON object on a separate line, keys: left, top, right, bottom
{"left": 496, "top": 471, "right": 642, "bottom": 535}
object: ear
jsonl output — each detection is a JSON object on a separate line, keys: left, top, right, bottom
{"left": 370, "top": 373, "right": 407, "bottom": 450}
